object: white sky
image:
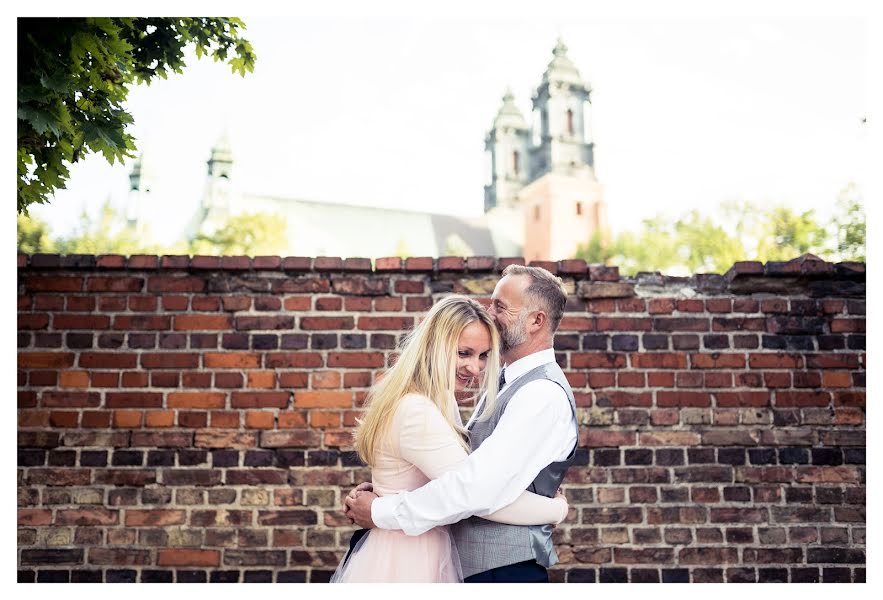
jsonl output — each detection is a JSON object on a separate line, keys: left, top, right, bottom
{"left": 20, "top": 5, "right": 871, "bottom": 247}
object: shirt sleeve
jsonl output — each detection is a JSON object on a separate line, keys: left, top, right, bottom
{"left": 397, "top": 394, "right": 568, "bottom": 527}
{"left": 372, "top": 379, "right": 574, "bottom": 535}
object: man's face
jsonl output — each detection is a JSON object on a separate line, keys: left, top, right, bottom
{"left": 489, "top": 275, "right": 531, "bottom": 355}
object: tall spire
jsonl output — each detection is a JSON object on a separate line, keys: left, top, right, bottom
{"left": 542, "top": 37, "right": 585, "bottom": 86}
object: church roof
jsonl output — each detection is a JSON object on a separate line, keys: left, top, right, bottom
{"left": 233, "top": 194, "right": 497, "bottom": 258}
{"left": 541, "top": 38, "right": 587, "bottom": 88}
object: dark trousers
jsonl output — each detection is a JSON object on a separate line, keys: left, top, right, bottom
{"left": 343, "top": 528, "right": 370, "bottom": 565}
{"left": 464, "top": 560, "right": 549, "bottom": 583}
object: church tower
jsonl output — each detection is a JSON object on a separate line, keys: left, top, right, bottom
{"left": 484, "top": 88, "right": 530, "bottom": 212}
{"left": 126, "top": 152, "right": 153, "bottom": 228}
{"left": 201, "top": 131, "right": 235, "bottom": 227}
{"left": 528, "top": 38, "right": 595, "bottom": 180}
{"left": 482, "top": 40, "right": 608, "bottom": 261}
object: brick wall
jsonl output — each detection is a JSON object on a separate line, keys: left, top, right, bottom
{"left": 17, "top": 253, "right": 866, "bottom": 583}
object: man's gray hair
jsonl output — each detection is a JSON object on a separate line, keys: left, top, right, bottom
{"left": 501, "top": 264, "right": 568, "bottom": 332}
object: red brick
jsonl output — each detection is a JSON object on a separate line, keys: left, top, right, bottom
{"left": 648, "top": 298, "right": 675, "bottom": 314}
{"left": 245, "top": 411, "right": 275, "bottom": 429}
{"left": 18, "top": 509, "right": 53, "bottom": 526}
{"left": 18, "top": 314, "right": 49, "bottom": 329}
{"left": 18, "top": 410, "right": 48, "bottom": 427}
{"left": 53, "top": 314, "right": 110, "bottom": 330}
{"left": 23, "top": 276, "right": 83, "bottom": 292}
{"left": 204, "top": 352, "right": 261, "bottom": 369}
{"left": 314, "top": 256, "right": 343, "bottom": 270}
{"left": 775, "top": 391, "right": 831, "bottom": 407}
{"left": 125, "top": 509, "right": 187, "bottom": 526}
{"left": 57, "top": 370, "right": 90, "bottom": 389}
{"left": 260, "top": 430, "right": 321, "bottom": 447}
{"left": 48, "top": 411, "right": 79, "bottom": 427}
{"left": 631, "top": 353, "right": 687, "bottom": 369}
{"left": 404, "top": 257, "right": 434, "bottom": 271}
{"left": 106, "top": 392, "right": 163, "bottom": 409}
{"left": 571, "top": 353, "right": 626, "bottom": 369}
{"left": 327, "top": 352, "right": 384, "bottom": 368}
{"left": 374, "top": 297, "right": 402, "bottom": 311}
{"left": 652, "top": 317, "right": 709, "bottom": 332}
{"left": 676, "top": 299, "right": 705, "bottom": 312}
{"left": 112, "top": 410, "right": 143, "bottom": 428}
{"left": 79, "top": 352, "right": 137, "bottom": 368}
{"left": 595, "top": 317, "right": 651, "bottom": 331}
{"left": 157, "top": 549, "right": 221, "bottom": 567}
{"left": 56, "top": 508, "right": 119, "bottom": 526}
{"left": 715, "top": 391, "right": 770, "bottom": 407}
{"left": 168, "top": 392, "right": 226, "bottom": 409}
{"left": 301, "top": 317, "right": 354, "bottom": 330}
{"left": 357, "top": 316, "right": 414, "bottom": 330}
{"left": 309, "top": 411, "right": 342, "bottom": 428}
{"left": 805, "top": 354, "right": 859, "bottom": 369}
{"left": 585, "top": 430, "right": 636, "bottom": 447}
{"left": 657, "top": 392, "right": 712, "bottom": 407}
{"left": 81, "top": 411, "right": 111, "bottom": 428}
{"left": 247, "top": 371, "right": 277, "bottom": 389}
{"left": 231, "top": 392, "right": 290, "bottom": 409}
{"left": 559, "top": 317, "right": 594, "bottom": 331}
{"left": 194, "top": 430, "right": 257, "bottom": 448}
{"left": 375, "top": 257, "right": 402, "bottom": 271}
{"left": 293, "top": 391, "right": 352, "bottom": 408}
{"left": 278, "top": 411, "right": 308, "bottom": 428}
{"left": 140, "top": 352, "right": 199, "bottom": 369}
{"left": 86, "top": 276, "right": 144, "bottom": 292}
{"left": 690, "top": 353, "right": 746, "bottom": 369}
{"left": 437, "top": 256, "right": 465, "bottom": 271}
{"left": 148, "top": 276, "right": 206, "bottom": 293}
{"left": 705, "top": 299, "right": 732, "bottom": 313}
{"left": 40, "top": 391, "right": 101, "bottom": 407}
{"left": 145, "top": 410, "right": 175, "bottom": 427}
{"left": 279, "top": 372, "right": 310, "bottom": 388}
{"left": 174, "top": 315, "right": 231, "bottom": 330}
{"left": 748, "top": 353, "right": 803, "bottom": 369}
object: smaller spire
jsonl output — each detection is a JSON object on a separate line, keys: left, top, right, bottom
{"left": 493, "top": 87, "right": 528, "bottom": 130}
{"left": 553, "top": 37, "right": 568, "bottom": 57}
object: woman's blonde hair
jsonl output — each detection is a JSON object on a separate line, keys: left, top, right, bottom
{"left": 354, "top": 294, "right": 501, "bottom": 466}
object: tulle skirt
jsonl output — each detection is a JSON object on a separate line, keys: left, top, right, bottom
{"left": 331, "top": 526, "right": 463, "bottom": 583}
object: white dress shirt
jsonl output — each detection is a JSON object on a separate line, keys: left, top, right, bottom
{"left": 371, "top": 348, "right": 578, "bottom": 536}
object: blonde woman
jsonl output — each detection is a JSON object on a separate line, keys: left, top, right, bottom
{"left": 331, "top": 295, "right": 567, "bottom": 583}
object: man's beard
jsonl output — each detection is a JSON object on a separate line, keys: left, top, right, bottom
{"left": 497, "top": 310, "right": 529, "bottom": 354}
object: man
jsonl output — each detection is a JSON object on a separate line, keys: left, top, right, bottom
{"left": 344, "top": 264, "right": 579, "bottom": 583}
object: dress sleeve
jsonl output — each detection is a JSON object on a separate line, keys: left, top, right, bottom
{"left": 397, "top": 394, "right": 567, "bottom": 526}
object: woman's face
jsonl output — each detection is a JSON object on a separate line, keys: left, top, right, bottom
{"left": 455, "top": 320, "right": 492, "bottom": 391}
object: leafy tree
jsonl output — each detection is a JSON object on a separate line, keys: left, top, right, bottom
{"left": 189, "top": 212, "right": 289, "bottom": 256}
{"left": 56, "top": 200, "right": 163, "bottom": 255}
{"left": 17, "top": 212, "right": 57, "bottom": 254}
{"left": 18, "top": 17, "right": 256, "bottom": 214}
{"left": 674, "top": 209, "right": 745, "bottom": 273}
{"left": 577, "top": 200, "right": 841, "bottom": 275}
{"left": 832, "top": 182, "right": 865, "bottom": 262}
{"left": 755, "top": 206, "right": 830, "bottom": 262}
{"left": 442, "top": 233, "right": 474, "bottom": 257}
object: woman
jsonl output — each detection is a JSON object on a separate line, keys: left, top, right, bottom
{"left": 331, "top": 295, "right": 567, "bottom": 583}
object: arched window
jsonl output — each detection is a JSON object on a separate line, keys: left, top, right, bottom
{"left": 534, "top": 205, "right": 540, "bottom": 221}
{"left": 512, "top": 150, "right": 519, "bottom": 176}
{"left": 576, "top": 202, "right": 583, "bottom": 216}
{"left": 566, "top": 109, "right": 574, "bottom": 136}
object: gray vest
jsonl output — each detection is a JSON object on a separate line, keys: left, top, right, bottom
{"left": 450, "top": 361, "right": 578, "bottom": 578}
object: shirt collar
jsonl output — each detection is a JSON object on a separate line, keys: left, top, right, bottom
{"left": 501, "top": 348, "right": 556, "bottom": 386}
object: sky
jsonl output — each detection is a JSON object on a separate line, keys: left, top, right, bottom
{"left": 21, "top": 6, "right": 871, "bottom": 248}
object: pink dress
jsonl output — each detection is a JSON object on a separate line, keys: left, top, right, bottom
{"left": 331, "top": 394, "right": 567, "bottom": 583}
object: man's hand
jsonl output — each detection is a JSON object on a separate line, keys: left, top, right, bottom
{"left": 342, "top": 482, "right": 373, "bottom": 518}
{"left": 344, "top": 490, "right": 379, "bottom": 529}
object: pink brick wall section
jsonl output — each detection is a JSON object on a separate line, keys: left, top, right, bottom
{"left": 17, "top": 254, "right": 865, "bottom": 583}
